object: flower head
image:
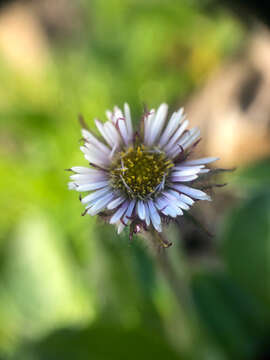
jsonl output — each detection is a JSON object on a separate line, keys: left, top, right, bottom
{"left": 68, "top": 103, "right": 218, "bottom": 237}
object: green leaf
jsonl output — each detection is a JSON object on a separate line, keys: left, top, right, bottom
{"left": 192, "top": 272, "right": 266, "bottom": 359}
{"left": 15, "top": 323, "right": 184, "bottom": 360}
{"left": 222, "top": 190, "right": 270, "bottom": 305}
{"left": 232, "top": 158, "right": 270, "bottom": 189}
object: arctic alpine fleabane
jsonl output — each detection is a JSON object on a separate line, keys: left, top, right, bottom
{"left": 68, "top": 103, "right": 218, "bottom": 237}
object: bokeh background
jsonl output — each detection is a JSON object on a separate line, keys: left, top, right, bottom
{"left": 0, "top": 0, "right": 270, "bottom": 359}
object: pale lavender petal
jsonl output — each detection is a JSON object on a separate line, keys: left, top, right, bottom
{"left": 81, "top": 187, "right": 111, "bottom": 204}
{"left": 147, "top": 103, "right": 168, "bottom": 146}
{"left": 117, "top": 118, "right": 129, "bottom": 145}
{"left": 166, "top": 144, "right": 183, "bottom": 158}
{"left": 113, "top": 106, "right": 124, "bottom": 122}
{"left": 122, "top": 199, "right": 136, "bottom": 225}
{"left": 170, "top": 174, "right": 198, "bottom": 182}
{"left": 110, "top": 201, "right": 129, "bottom": 224}
{"left": 181, "top": 128, "right": 200, "bottom": 150}
{"left": 199, "top": 169, "right": 210, "bottom": 174}
{"left": 70, "top": 173, "right": 108, "bottom": 182}
{"left": 137, "top": 200, "right": 146, "bottom": 220}
{"left": 143, "top": 109, "right": 155, "bottom": 144}
{"left": 104, "top": 121, "right": 121, "bottom": 146}
{"left": 179, "top": 194, "right": 194, "bottom": 206}
{"left": 144, "top": 204, "right": 150, "bottom": 226}
{"left": 84, "top": 141, "right": 110, "bottom": 160}
{"left": 170, "top": 184, "right": 211, "bottom": 201}
{"left": 82, "top": 143, "right": 109, "bottom": 163}
{"left": 183, "top": 157, "right": 219, "bottom": 166}
{"left": 70, "top": 166, "right": 107, "bottom": 175}
{"left": 68, "top": 182, "right": 77, "bottom": 190}
{"left": 117, "top": 222, "right": 125, "bottom": 234}
{"left": 155, "top": 195, "right": 169, "bottom": 210}
{"left": 75, "top": 180, "right": 109, "bottom": 192}
{"left": 164, "top": 119, "right": 189, "bottom": 153}
{"left": 105, "top": 110, "right": 113, "bottom": 121}
{"left": 124, "top": 103, "right": 133, "bottom": 142}
{"left": 107, "top": 196, "right": 126, "bottom": 210}
{"left": 173, "top": 165, "right": 204, "bottom": 171}
{"left": 171, "top": 167, "right": 202, "bottom": 177}
{"left": 95, "top": 119, "right": 114, "bottom": 148}
{"left": 161, "top": 191, "right": 188, "bottom": 211}
{"left": 159, "top": 108, "right": 184, "bottom": 148}
{"left": 69, "top": 177, "right": 107, "bottom": 186}
{"left": 161, "top": 204, "right": 177, "bottom": 217}
{"left": 87, "top": 192, "right": 115, "bottom": 215}
{"left": 80, "top": 146, "right": 109, "bottom": 168}
{"left": 82, "top": 129, "right": 111, "bottom": 154}
{"left": 147, "top": 200, "right": 161, "bottom": 232}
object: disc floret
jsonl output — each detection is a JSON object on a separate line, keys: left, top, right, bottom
{"left": 110, "top": 145, "right": 174, "bottom": 199}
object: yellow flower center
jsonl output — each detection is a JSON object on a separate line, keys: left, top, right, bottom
{"left": 110, "top": 145, "right": 174, "bottom": 199}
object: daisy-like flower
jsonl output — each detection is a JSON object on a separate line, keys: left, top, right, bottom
{"left": 68, "top": 103, "right": 218, "bottom": 237}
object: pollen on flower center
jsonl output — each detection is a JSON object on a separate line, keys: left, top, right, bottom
{"left": 110, "top": 145, "right": 174, "bottom": 199}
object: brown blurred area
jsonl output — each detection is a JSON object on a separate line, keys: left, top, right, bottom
{"left": 187, "top": 28, "right": 270, "bottom": 167}
{"left": 0, "top": 0, "right": 80, "bottom": 73}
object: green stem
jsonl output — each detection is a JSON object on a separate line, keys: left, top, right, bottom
{"left": 145, "top": 229, "right": 195, "bottom": 314}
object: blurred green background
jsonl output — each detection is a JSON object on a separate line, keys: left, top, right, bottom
{"left": 0, "top": 0, "right": 270, "bottom": 359}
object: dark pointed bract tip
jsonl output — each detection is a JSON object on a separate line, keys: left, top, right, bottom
{"left": 78, "top": 114, "right": 89, "bottom": 130}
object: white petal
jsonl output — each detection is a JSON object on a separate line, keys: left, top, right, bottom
{"left": 117, "top": 222, "right": 125, "bottom": 234}
{"left": 145, "top": 204, "right": 150, "bottom": 226}
{"left": 124, "top": 103, "right": 133, "bottom": 142}
{"left": 82, "top": 129, "right": 111, "bottom": 154}
{"left": 104, "top": 121, "right": 121, "bottom": 147}
{"left": 82, "top": 143, "right": 109, "bottom": 163}
{"left": 68, "top": 182, "right": 77, "bottom": 190}
{"left": 175, "top": 200, "right": 190, "bottom": 210}
{"left": 95, "top": 119, "right": 114, "bottom": 148}
{"left": 171, "top": 167, "right": 202, "bottom": 177}
{"left": 183, "top": 157, "right": 219, "bottom": 166}
{"left": 110, "top": 201, "right": 129, "bottom": 224}
{"left": 181, "top": 128, "right": 200, "bottom": 150}
{"left": 80, "top": 146, "right": 109, "bottom": 168}
{"left": 177, "top": 127, "right": 196, "bottom": 147}
{"left": 76, "top": 180, "right": 109, "bottom": 192}
{"left": 122, "top": 199, "right": 136, "bottom": 224}
{"left": 158, "top": 195, "right": 183, "bottom": 217}
{"left": 170, "top": 174, "right": 198, "bottom": 182}
{"left": 84, "top": 141, "right": 110, "bottom": 161}
{"left": 137, "top": 200, "right": 146, "bottom": 220}
{"left": 147, "top": 200, "right": 162, "bottom": 232}
{"left": 170, "top": 184, "right": 211, "bottom": 201}
{"left": 155, "top": 196, "right": 169, "bottom": 210}
{"left": 87, "top": 193, "right": 115, "bottom": 215}
{"left": 71, "top": 166, "right": 106, "bottom": 175}
{"left": 107, "top": 196, "right": 126, "bottom": 210}
{"left": 147, "top": 103, "right": 168, "bottom": 146}
{"left": 113, "top": 106, "right": 124, "bottom": 123}
{"left": 70, "top": 173, "right": 108, "bottom": 182}
{"left": 173, "top": 164, "right": 204, "bottom": 171}
{"left": 179, "top": 194, "right": 194, "bottom": 206}
{"left": 117, "top": 118, "right": 129, "bottom": 145}
{"left": 164, "top": 119, "right": 189, "bottom": 153}
{"left": 199, "top": 169, "right": 210, "bottom": 174}
{"left": 106, "top": 110, "right": 113, "bottom": 121}
{"left": 163, "top": 192, "right": 188, "bottom": 211}
{"left": 81, "top": 187, "right": 111, "bottom": 204}
{"left": 159, "top": 108, "right": 184, "bottom": 148}
{"left": 69, "top": 177, "right": 107, "bottom": 186}
{"left": 144, "top": 109, "right": 155, "bottom": 144}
